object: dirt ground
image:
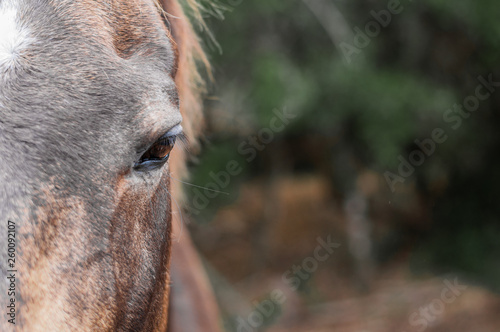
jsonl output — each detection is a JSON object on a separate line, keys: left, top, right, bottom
{"left": 190, "top": 175, "right": 500, "bottom": 331}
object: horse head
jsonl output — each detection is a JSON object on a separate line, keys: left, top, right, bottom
{"left": 0, "top": 0, "right": 213, "bottom": 330}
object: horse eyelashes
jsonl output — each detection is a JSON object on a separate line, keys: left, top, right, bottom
{"left": 134, "top": 135, "right": 177, "bottom": 171}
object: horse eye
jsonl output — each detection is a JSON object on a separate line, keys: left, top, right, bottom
{"left": 134, "top": 133, "right": 177, "bottom": 171}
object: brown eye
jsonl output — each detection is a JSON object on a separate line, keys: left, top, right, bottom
{"left": 141, "top": 136, "right": 176, "bottom": 161}
{"left": 134, "top": 134, "right": 177, "bottom": 171}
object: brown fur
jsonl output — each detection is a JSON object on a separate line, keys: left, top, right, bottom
{"left": 158, "top": 1, "right": 222, "bottom": 331}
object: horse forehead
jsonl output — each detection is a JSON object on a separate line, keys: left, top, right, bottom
{"left": 0, "top": 0, "right": 177, "bottom": 131}
{"left": 1, "top": 0, "right": 175, "bottom": 77}
{"left": 0, "top": 1, "right": 33, "bottom": 72}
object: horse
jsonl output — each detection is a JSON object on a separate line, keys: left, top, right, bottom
{"left": 0, "top": 0, "right": 220, "bottom": 330}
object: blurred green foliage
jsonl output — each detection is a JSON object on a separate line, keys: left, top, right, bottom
{"left": 185, "top": 0, "right": 500, "bottom": 291}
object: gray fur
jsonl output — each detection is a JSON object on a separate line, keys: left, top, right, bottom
{"left": 0, "top": 0, "right": 181, "bottom": 330}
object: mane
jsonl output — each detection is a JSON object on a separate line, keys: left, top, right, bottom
{"left": 156, "top": 4, "right": 223, "bottom": 331}
{"left": 158, "top": 0, "right": 211, "bottom": 204}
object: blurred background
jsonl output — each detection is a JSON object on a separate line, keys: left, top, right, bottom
{"left": 181, "top": 0, "right": 500, "bottom": 331}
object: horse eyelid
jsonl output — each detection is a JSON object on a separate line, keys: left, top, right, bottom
{"left": 133, "top": 125, "right": 184, "bottom": 171}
